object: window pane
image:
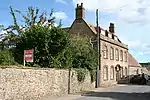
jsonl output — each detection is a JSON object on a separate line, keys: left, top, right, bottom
{"left": 103, "top": 45, "right": 107, "bottom": 58}
{"left": 103, "top": 66, "right": 108, "bottom": 80}
{"left": 116, "top": 49, "right": 119, "bottom": 60}
{"left": 110, "top": 66, "right": 114, "bottom": 79}
{"left": 120, "top": 67, "right": 123, "bottom": 78}
{"left": 125, "top": 67, "right": 127, "bottom": 77}
{"left": 125, "top": 52, "right": 127, "bottom": 62}
{"left": 110, "top": 47, "right": 114, "bottom": 59}
{"left": 120, "top": 50, "right": 123, "bottom": 61}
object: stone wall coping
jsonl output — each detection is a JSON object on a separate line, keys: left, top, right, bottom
{"left": 0, "top": 66, "right": 69, "bottom": 71}
{"left": 128, "top": 65, "right": 142, "bottom": 68}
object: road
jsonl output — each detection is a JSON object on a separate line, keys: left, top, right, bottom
{"left": 74, "top": 85, "right": 150, "bottom": 100}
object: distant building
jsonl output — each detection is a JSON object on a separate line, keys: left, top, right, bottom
{"left": 65, "top": 3, "right": 142, "bottom": 87}
{"left": 140, "top": 62, "right": 150, "bottom": 73}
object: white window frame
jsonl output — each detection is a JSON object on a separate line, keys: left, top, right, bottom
{"left": 110, "top": 47, "right": 114, "bottom": 60}
{"left": 115, "top": 49, "right": 119, "bottom": 61}
{"left": 103, "top": 45, "right": 108, "bottom": 59}
{"left": 120, "top": 50, "right": 123, "bottom": 61}
{"left": 103, "top": 66, "right": 108, "bottom": 81}
{"left": 110, "top": 66, "right": 114, "bottom": 80}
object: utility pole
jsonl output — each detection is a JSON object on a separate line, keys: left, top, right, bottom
{"left": 96, "top": 9, "right": 101, "bottom": 88}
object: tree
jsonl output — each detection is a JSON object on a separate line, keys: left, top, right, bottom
{"left": 0, "top": 49, "right": 17, "bottom": 65}
{"left": 3, "top": 6, "right": 56, "bottom": 48}
{"left": 68, "top": 35, "right": 98, "bottom": 82}
{"left": 15, "top": 24, "right": 69, "bottom": 67}
{"left": 69, "top": 35, "right": 97, "bottom": 71}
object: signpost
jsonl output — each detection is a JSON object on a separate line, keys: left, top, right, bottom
{"left": 24, "top": 49, "right": 34, "bottom": 66}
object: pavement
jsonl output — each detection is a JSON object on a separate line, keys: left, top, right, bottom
{"left": 41, "top": 84, "right": 150, "bottom": 100}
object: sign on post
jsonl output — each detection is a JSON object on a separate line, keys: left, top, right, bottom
{"left": 24, "top": 49, "right": 34, "bottom": 66}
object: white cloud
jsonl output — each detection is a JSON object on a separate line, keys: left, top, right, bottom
{"left": 121, "top": 39, "right": 142, "bottom": 48}
{"left": 0, "top": 30, "right": 7, "bottom": 41}
{"left": 121, "top": 39, "right": 150, "bottom": 57}
{"left": 56, "top": 0, "right": 68, "bottom": 4}
{"left": 72, "top": 0, "right": 150, "bottom": 24}
{"left": 53, "top": 11, "right": 68, "bottom": 20}
{"left": 138, "top": 51, "right": 150, "bottom": 56}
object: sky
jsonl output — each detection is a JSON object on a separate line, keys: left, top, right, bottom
{"left": 0, "top": 0, "right": 150, "bottom": 63}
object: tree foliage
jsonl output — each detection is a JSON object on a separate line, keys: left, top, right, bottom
{"left": 15, "top": 24, "right": 69, "bottom": 67}
{"left": 70, "top": 35, "right": 97, "bottom": 70}
{"left": 2, "top": 6, "right": 55, "bottom": 48}
{"left": 0, "top": 49, "right": 17, "bottom": 65}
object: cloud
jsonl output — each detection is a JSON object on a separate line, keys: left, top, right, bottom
{"left": 72, "top": 0, "right": 150, "bottom": 24}
{"left": 56, "top": 0, "right": 68, "bottom": 4}
{"left": 121, "top": 39, "right": 150, "bottom": 57}
{"left": 142, "top": 44, "right": 150, "bottom": 50}
{"left": 138, "top": 51, "right": 150, "bottom": 56}
{"left": 0, "top": 30, "right": 7, "bottom": 41}
{"left": 53, "top": 11, "right": 68, "bottom": 20}
{"left": 121, "top": 39, "right": 142, "bottom": 49}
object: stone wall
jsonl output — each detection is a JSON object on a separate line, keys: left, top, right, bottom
{"left": 0, "top": 67, "right": 95, "bottom": 100}
{"left": 69, "top": 70, "right": 95, "bottom": 94}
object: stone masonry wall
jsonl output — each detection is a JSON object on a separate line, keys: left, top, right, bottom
{"left": 100, "top": 39, "right": 128, "bottom": 87}
{"left": 0, "top": 67, "right": 95, "bottom": 100}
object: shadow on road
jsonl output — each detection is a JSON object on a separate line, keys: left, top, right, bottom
{"left": 82, "top": 91, "right": 150, "bottom": 100}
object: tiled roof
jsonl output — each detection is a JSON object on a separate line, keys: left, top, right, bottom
{"left": 86, "top": 22, "right": 122, "bottom": 43}
{"left": 128, "top": 52, "right": 141, "bottom": 67}
{"left": 87, "top": 24, "right": 97, "bottom": 34}
{"left": 87, "top": 23, "right": 106, "bottom": 34}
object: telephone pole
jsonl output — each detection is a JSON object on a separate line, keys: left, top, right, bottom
{"left": 96, "top": 9, "right": 101, "bottom": 88}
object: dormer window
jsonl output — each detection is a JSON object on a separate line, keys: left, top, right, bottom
{"left": 112, "top": 34, "right": 114, "bottom": 39}
{"left": 105, "top": 30, "right": 108, "bottom": 37}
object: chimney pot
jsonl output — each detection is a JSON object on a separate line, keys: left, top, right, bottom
{"left": 81, "top": 3, "right": 83, "bottom": 7}
{"left": 75, "top": 3, "right": 85, "bottom": 19}
{"left": 109, "top": 23, "right": 115, "bottom": 33}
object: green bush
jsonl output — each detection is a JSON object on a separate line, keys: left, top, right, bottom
{"left": 0, "top": 49, "right": 17, "bottom": 65}
{"left": 75, "top": 68, "right": 87, "bottom": 82}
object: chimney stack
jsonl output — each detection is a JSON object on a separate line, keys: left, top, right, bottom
{"left": 109, "top": 23, "right": 115, "bottom": 33}
{"left": 75, "top": 3, "right": 85, "bottom": 19}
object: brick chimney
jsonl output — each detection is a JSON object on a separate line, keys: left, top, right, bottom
{"left": 76, "top": 3, "right": 85, "bottom": 19}
{"left": 109, "top": 23, "right": 115, "bottom": 33}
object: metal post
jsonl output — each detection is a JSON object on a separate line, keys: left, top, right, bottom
{"left": 23, "top": 51, "right": 25, "bottom": 66}
{"left": 96, "top": 9, "right": 101, "bottom": 88}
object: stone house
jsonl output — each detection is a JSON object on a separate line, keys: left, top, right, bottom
{"left": 65, "top": 3, "right": 142, "bottom": 87}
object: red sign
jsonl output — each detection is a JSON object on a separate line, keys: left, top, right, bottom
{"left": 24, "top": 49, "right": 33, "bottom": 62}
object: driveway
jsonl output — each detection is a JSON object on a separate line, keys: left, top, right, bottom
{"left": 42, "top": 85, "right": 150, "bottom": 100}
{"left": 75, "top": 85, "right": 150, "bottom": 100}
